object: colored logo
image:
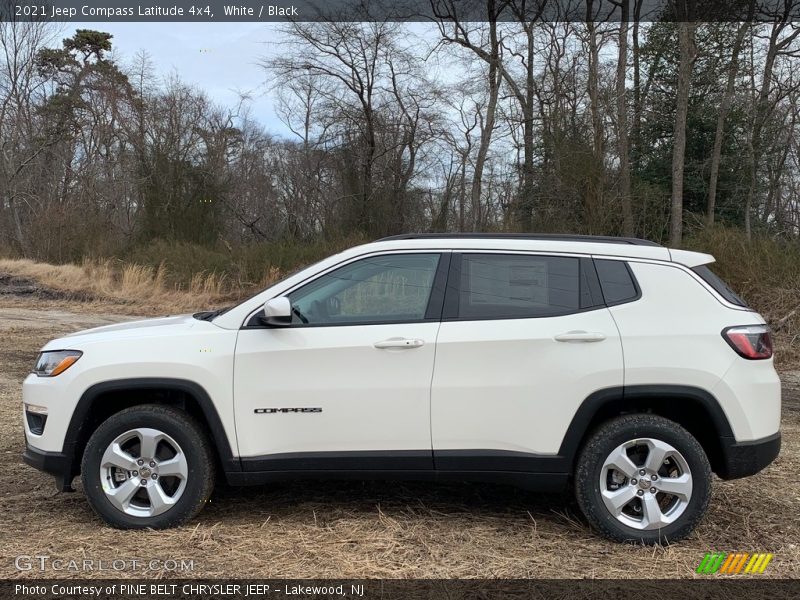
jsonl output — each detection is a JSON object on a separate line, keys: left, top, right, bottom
{"left": 696, "top": 552, "right": 773, "bottom": 575}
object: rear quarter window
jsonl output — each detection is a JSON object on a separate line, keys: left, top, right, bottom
{"left": 594, "top": 259, "right": 640, "bottom": 305}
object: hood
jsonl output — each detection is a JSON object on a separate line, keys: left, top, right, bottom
{"left": 39, "top": 312, "right": 232, "bottom": 359}
{"left": 64, "top": 314, "right": 199, "bottom": 337}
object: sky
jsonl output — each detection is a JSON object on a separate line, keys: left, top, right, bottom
{"left": 68, "top": 22, "right": 290, "bottom": 135}
{"left": 64, "top": 22, "right": 450, "bottom": 140}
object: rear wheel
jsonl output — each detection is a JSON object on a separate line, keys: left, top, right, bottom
{"left": 81, "top": 405, "right": 215, "bottom": 529}
{"left": 575, "top": 414, "right": 711, "bottom": 544}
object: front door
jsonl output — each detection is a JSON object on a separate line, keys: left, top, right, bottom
{"left": 233, "top": 252, "right": 446, "bottom": 471}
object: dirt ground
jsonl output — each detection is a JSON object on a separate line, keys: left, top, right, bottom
{"left": 1, "top": 293, "right": 799, "bottom": 580}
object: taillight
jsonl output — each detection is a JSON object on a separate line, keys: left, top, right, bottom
{"left": 722, "top": 325, "right": 773, "bottom": 360}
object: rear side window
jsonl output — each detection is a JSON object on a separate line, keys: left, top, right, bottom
{"left": 457, "top": 254, "right": 580, "bottom": 319}
{"left": 692, "top": 265, "right": 749, "bottom": 307}
{"left": 594, "top": 259, "right": 639, "bottom": 305}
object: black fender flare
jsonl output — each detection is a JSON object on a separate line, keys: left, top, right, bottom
{"left": 558, "top": 384, "right": 734, "bottom": 465}
{"left": 64, "top": 378, "right": 240, "bottom": 476}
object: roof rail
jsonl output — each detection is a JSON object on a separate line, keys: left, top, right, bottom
{"left": 377, "top": 233, "right": 662, "bottom": 247}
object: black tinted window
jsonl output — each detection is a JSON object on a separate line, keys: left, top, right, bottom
{"left": 458, "top": 254, "right": 580, "bottom": 319}
{"left": 594, "top": 259, "right": 639, "bottom": 304}
{"left": 692, "top": 265, "right": 748, "bottom": 307}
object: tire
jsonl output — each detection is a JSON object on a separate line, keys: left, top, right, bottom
{"left": 574, "top": 414, "right": 711, "bottom": 544}
{"left": 81, "top": 405, "right": 215, "bottom": 529}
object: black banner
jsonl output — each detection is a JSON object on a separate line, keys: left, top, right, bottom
{"left": 2, "top": 0, "right": 800, "bottom": 23}
{"left": 3, "top": 579, "right": 800, "bottom": 600}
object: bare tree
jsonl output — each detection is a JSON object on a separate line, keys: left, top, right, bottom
{"left": 265, "top": 17, "right": 432, "bottom": 236}
{"left": 744, "top": 9, "right": 800, "bottom": 237}
{"left": 706, "top": 15, "right": 752, "bottom": 224}
{"left": 581, "top": 4, "right": 612, "bottom": 234}
{"left": 433, "top": 0, "right": 545, "bottom": 229}
{"left": 0, "top": 19, "right": 56, "bottom": 253}
{"left": 669, "top": 3, "right": 696, "bottom": 246}
{"left": 613, "top": 0, "right": 634, "bottom": 234}
{"left": 470, "top": 2, "right": 503, "bottom": 231}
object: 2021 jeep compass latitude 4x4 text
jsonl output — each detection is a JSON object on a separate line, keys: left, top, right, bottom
{"left": 22, "top": 234, "right": 780, "bottom": 543}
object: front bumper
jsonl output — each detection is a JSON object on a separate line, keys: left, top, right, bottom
{"left": 22, "top": 444, "right": 76, "bottom": 492}
{"left": 716, "top": 432, "right": 781, "bottom": 480}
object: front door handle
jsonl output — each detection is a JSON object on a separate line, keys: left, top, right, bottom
{"left": 554, "top": 331, "right": 606, "bottom": 343}
{"left": 374, "top": 338, "right": 425, "bottom": 349}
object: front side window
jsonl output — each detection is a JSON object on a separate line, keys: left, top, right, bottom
{"left": 457, "top": 254, "right": 581, "bottom": 319}
{"left": 287, "top": 253, "right": 441, "bottom": 325}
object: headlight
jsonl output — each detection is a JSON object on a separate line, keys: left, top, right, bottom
{"left": 33, "top": 350, "right": 82, "bottom": 377}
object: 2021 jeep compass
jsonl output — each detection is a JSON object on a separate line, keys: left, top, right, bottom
{"left": 22, "top": 234, "right": 781, "bottom": 542}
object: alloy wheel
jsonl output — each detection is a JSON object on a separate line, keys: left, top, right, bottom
{"left": 599, "top": 437, "right": 693, "bottom": 530}
{"left": 99, "top": 427, "right": 188, "bottom": 518}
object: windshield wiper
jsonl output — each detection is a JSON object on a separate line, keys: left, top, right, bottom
{"left": 193, "top": 306, "right": 231, "bottom": 321}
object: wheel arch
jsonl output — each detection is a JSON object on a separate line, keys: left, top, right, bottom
{"left": 65, "top": 378, "right": 239, "bottom": 482}
{"left": 560, "top": 385, "right": 734, "bottom": 476}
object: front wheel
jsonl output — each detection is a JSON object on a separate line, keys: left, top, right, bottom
{"left": 81, "top": 405, "right": 215, "bottom": 529}
{"left": 574, "top": 414, "right": 711, "bottom": 544}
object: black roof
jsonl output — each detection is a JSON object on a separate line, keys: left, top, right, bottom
{"left": 377, "top": 233, "right": 661, "bottom": 247}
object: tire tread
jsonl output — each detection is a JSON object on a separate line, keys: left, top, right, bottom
{"left": 574, "top": 413, "right": 711, "bottom": 544}
{"left": 80, "top": 404, "right": 215, "bottom": 529}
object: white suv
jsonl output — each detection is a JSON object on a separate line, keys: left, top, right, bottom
{"left": 22, "top": 234, "right": 781, "bottom": 543}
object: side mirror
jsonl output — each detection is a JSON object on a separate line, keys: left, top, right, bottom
{"left": 261, "top": 297, "right": 292, "bottom": 327}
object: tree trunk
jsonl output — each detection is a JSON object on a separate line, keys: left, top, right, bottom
{"left": 745, "top": 176, "right": 753, "bottom": 238}
{"left": 744, "top": 19, "right": 790, "bottom": 240}
{"left": 587, "top": 20, "right": 604, "bottom": 233}
{"left": 670, "top": 16, "right": 695, "bottom": 247}
{"left": 361, "top": 108, "right": 376, "bottom": 235}
{"left": 471, "top": 3, "right": 501, "bottom": 231}
{"left": 764, "top": 113, "right": 794, "bottom": 228}
{"left": 631, "top": 0, "right": 643, "bottom": 174}
{"left": 616, "top": 0, "right": 633, "bottom": 235}
{"left": 707, "top": 19, "right": 750, "bottom": 224}
{"left": 8, "top": 196, "right": 29, "bottom": 255}
{"left": 458, "top": 155, "right": 467, "bottom": 232}
{"left": 518, "top": 27, "right": 536, "bottom": 231}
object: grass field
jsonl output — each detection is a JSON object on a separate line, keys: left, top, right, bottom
{"left": 1, "top": 276, "right": 798, "bottom": 580}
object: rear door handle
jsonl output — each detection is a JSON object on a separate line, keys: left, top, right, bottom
{"left": 554, "top": 331, "right": 606, "bottom": 343}
{"left": 373, "top": 338, "right": 425, "bottom": 349}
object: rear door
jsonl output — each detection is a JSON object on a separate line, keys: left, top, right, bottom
{"left": 430, "top": 252, "right": 623, "bottom": 469}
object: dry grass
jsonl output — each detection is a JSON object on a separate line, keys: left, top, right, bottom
{"left": 747, "top": 284, "right": 800, "bottom": 368}
{"left": 0, "top": 297, "right": 798, "bottom": 580}
{"left": 0, "top": 258, "right": 258, "bottom": 315}
{"left": 686, "top": 227, "right": 800, "bottom": 367}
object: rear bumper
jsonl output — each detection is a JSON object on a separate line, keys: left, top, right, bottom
{"left": 716, "top": 432, "right": 781, "bottom": 480}
{"left": 22, "top": 444, "right": 75, "bottom": 492}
